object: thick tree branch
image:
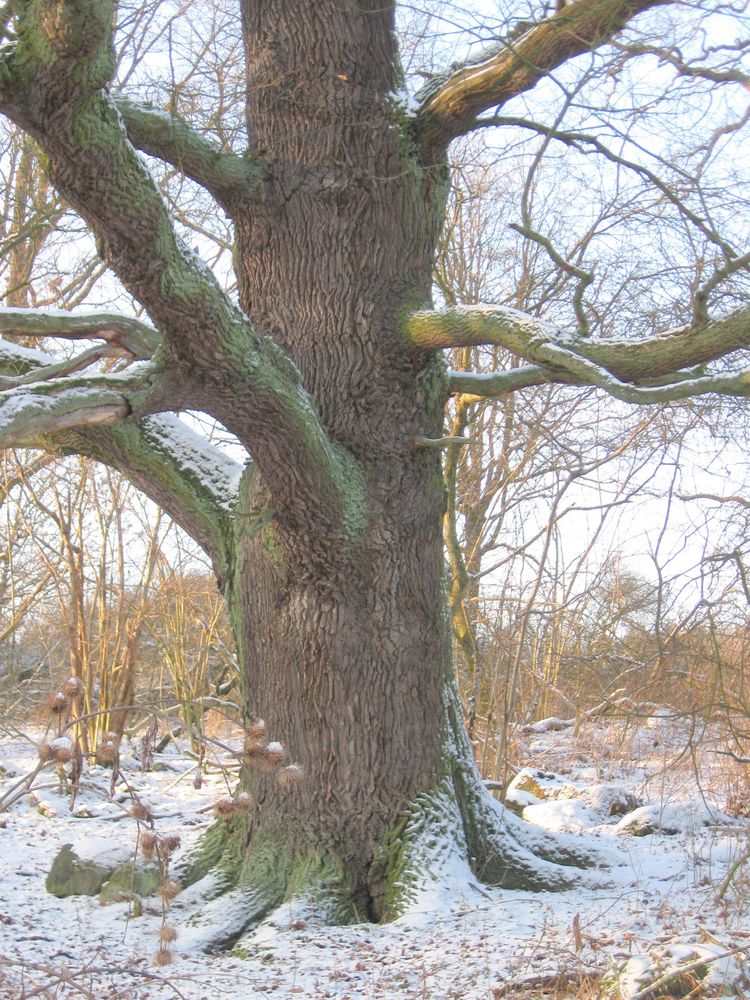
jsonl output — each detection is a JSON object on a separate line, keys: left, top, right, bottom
{"left": 0, "top": 373, "right": 141, "bottom": 445}
{"left": 447, "top": 365, "right": 551, "bottom": 398}
{"left": 0, "top": 4, "right": 364, "bottom": 549}
{"left": 113, "top": 97, "right": 266, "bottom": 210}
{"left": 0, "top": 306, "right": 160, "bottom": 358}
{"left": 414, "top": 0, "right": 666, "bottom": 151}
{"left": 0, "top": 344, "right": 125, "bottom": 388}
{"left": 406, "top": 303, "right": 750, "bottom": 385}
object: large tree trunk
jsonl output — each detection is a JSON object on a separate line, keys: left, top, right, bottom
{"left": 0, "top": 0, "right": 628, "bottom": 954}
{"left": 172, "top": 3, "right": 602, "bottom": 951}
{"left": 178, "top": 511, "right": 599, "bottom": 949}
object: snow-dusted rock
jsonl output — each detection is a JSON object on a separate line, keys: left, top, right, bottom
{"left": 616, "top": 799, "right": 738, "bottom": 837}
{"left": 570, "top": 782, "right": 641, "bottom": 818}
{"left": 522, "top": 798, "right": 603, "bottom": 833}
{"left": 99, "top": 860, "right": 161, "bottom": 903}
{"left": 506, "top": 767, "right": 567, "bottom": 801}
{"left": 46, "top": 838, "right": 132, "bottom": 897}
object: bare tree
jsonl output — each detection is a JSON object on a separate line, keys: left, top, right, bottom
{"left": 0, "top": 0, "right": 748, "bottom": 945}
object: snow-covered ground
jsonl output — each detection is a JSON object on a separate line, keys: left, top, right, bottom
{"left": 0, "top": 714, "right": 748, "bottom": 999}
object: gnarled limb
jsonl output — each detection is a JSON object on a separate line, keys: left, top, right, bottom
{"left": 113, "top": 97, "right": 266, "bottom": 211}
{"left": 0, "top": 307, "right": 160, "bottom": 359}
{"left": 405, "top": 304, "right": 750, "bottom": 402}
{"left": 0, "top": 369, "right": 150, "bottom": 446}
{"left": 0, "top": 3, "right": 363, "bottom": 554}
{"left": 414, "top": 0, "right": 666, "bottom": 152}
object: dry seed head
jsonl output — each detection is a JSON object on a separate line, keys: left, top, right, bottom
{"left": 162, "top": 833, "right": 181, "bottom": 852}
{"left": 157, "top": 879, "right": 181, "bottom": 903}
{"left": 159, "top": 924, "right": 178, "bottom": 944}
{"left": 98, "top": 732, "right": 120, "bottom": 763}
{"left": 244, "top": 740, "right": 287, "bottom": 772}
{"left": 264, "top": 741, "right": 287, "bottom": 770}
{"left": 36, "top": 741, "right": 54, "bottom": 764}
{"left": 48, "top": 691, "right": 69, "bottom": 716}
{"left": 277, "top": 763, "right": 305, "bottom": 789}
{"left": 140, "top": 831, "right": 158, "bottom": 860}
{"left": 234, "top": 792, "right": 253, "bottom": 813}
{"left": 212, "top": 797, "right": 238, "bottom": 821}
{"left": 154, "top": 948, "right": 174, "bottom": 967}
{"left": 243, "top": 741, "right": 274, "bottom": 770}
{"left": 248, "top": 718, "right": 267, "bottom": 743}
{"left": 129, "top": 801, "right": 154, "bottom": 823}
{"left": 51, "top": 741, "right": 73, "bottom": 765}
{"left": 63, "top": 676, "right": 83, "bottom": 699}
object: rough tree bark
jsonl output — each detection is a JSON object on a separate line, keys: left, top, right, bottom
{"left": 0, "top": 0, "right": 748, "bottom": 951}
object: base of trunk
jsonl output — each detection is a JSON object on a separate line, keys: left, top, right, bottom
{"left": 174, "top": 765, "right": 618, "bottom": 953}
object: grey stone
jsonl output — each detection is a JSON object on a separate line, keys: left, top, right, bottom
{"left": 46, "top": 838, "right": 132, "bottom": 897}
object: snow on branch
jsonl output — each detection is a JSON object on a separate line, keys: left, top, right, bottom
{"left": 447, "top": 365, "right": 551, "bottom": 397}
{"left": 0, "top": 337, "right": 54, "bottom": 372}
{"left": 0, "top": 307, "right": 160, "bottom": 359}
{"left": 139, "top": 415, "right": 244, "bottom": 512}
{"left": 414, "top": 0, "right": 664, "bottom": 151}
{"left": 405, "top": 304, "right": 557, "bottom": 356}
{"left": 113, "top": 98, "right": 265, "bottom": 209}
{"left": 0, "top": 380, "right": 132, "bottom": 446}
{"left": 406, "top": 303, "right": 750, "bottom": 403}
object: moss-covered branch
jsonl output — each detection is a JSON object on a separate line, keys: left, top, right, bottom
{"left": 0, "top": 375, "right": 136, "bottom": 444}
{"left": 414, "top": 0, "right": 666, "bottom": 152}
{"left": 113, "top": 97, "right": 266, "bottom": 210}
{"left": 0, "top": 306, "right": 160, "bottom": 358}
{"left": 406, "top": 303, "right": 750, "bottom": 402}
{"left": 0, "top": 0, "right": 365, "bottom": 549}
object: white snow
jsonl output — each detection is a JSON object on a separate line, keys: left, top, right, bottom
{"left": 69, "top": 834, "right": 132, "bottom": 868}
{"left": 0, "top": 715, "right": 748, "bottom": 998}
{"left": 615, "top": 798, "right": 738, "bottom": 836}
{"left": 0, "top": 337, "right": 54, "bottom": 366}
{"left": 142, "top": 414, "right": 244, "bottom": 509}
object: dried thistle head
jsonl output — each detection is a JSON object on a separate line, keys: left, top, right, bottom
{"left": 247, "top": 718, "right": 267, "bottom": 743}
{"left": 36, "top": 741, "right": 54, "bottom": 765}
{"left": 266, "top": 740, "right": 289, "bottom": 770}
{"left": 156, "top": 879, "right": 181, "bottom": 903}
{"left": 63, "top": 677, "right": 83, "bottom": 700}
{"left": 234, "top": 792, "right": 253, "bottom": 813}
{"left": 50, "top": 738, "right": 73, "bottom": 765}
{"left": 97, "top": 732, "right": 120, "bottom": 764}
{"left": 140, "top": 831, "right": 158, "bottom": 860}
{"left": 154, "top": 948, "right": 174, "bottom": 967}
{"left": 158, "top": 924, "right": 178, "bottom": 944}
{"left": 244, "top": 740, "right": 286, "bottom": 772}
{"left": 162, "top": 833, "right": 181, "bottom": 852}
{"left": 212, "top": 797, "right": 238, "bottom": 822}
{"left": 276, "top": 763, "right": 305, "bottom": 790}
{"left": 243, "top": 741, "right": 269, "bottom": 765}
{"left": 48, "top": 691, "right": 69, "bottom": 716}
{"left": 129, "top": 801, "right": 154, "bottom": 824}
